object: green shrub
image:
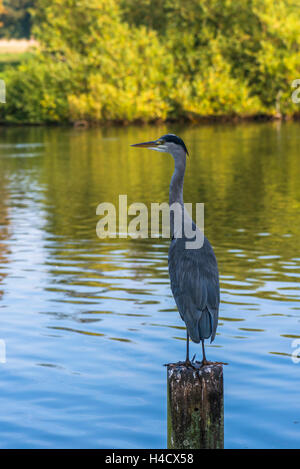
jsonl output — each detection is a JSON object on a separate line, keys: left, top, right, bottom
{"left": 0, "top": 0, "right": 299, "bottom": 123}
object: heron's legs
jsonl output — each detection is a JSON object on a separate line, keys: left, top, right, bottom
{"left": 186, "top": 331, "right": 190, "bottom": 362}
{"left": 201, "top": 339, "right": 208, "bottom": 365}
{"left": 184, "top": 331, "right": 196, "bottom": 368}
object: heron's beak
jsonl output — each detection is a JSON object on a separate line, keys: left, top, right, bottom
{"left": 131, "top": 140, "right": 160, "bottom": 149}
{"left": 131, "top": 139, "right": 167, "bottom": 153}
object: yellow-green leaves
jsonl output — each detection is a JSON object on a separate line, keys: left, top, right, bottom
{"left": 1, "top": 0, "right": 300, "bottom": 123}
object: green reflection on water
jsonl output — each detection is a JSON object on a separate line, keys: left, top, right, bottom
{"left": 0, "top": 121, "right": 299, "bottom": 302}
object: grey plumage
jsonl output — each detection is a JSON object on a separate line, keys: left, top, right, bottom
{"left": 168, "top": 231, "right": 219, "bottom": 344}
{"left": 131, "top": 134, "right": 220, "bottom": 363}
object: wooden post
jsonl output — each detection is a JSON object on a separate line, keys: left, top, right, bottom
{"left": 167, "top": 362, "right": 224, "bottom": 449}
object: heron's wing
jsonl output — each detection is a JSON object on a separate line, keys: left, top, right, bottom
{"left": 168, "top": 235, "right": 220, "bottom": 343}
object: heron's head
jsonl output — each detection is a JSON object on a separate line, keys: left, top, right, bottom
{"left": 131, "top": 134, "right": 189, "bottom": 158}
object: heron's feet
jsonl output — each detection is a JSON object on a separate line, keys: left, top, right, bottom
{"left": 185, "top": 360, "right": 195, "bottom": 369}
{"left": 165, "top": 359, "right": 228, "bottom": 368}
{"left": 183, "top": 357, "right": 198, "bottom": 369}
{"left": 199, "top": 359, "right": 228, "bottom": 367}
{"left": 164, "top": 359, "right": 197, "bottom": 369}
{"left": 200, "top": 359, "right": 213, "bottom": 367}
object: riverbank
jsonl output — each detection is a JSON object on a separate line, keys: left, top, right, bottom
{"left": 1, "top": 111, "right": 299, "bottom": 128}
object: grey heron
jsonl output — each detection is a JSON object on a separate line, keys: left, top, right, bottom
{"left": 131, "top": 134, "right": 220, "bottom": 366}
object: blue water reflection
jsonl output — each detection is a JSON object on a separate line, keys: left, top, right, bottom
{"left": 0, "top": 122, "right": 299, "bottom": 448}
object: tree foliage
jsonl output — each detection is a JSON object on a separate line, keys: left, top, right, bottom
{"left": 0, "top": 0, "right": 4, "bottom": 27}
{"left": 1, "top": 0, "right": 299, "bottom": 123}
{"left": 0, "top": 0, "right": 35, "bottom": 38}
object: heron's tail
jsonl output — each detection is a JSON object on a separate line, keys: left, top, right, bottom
{"left": 198, "top": 307, "right": 212, "bottom": 341}
{"left": 185, "top": 307, "right": 213, "bottom": 343}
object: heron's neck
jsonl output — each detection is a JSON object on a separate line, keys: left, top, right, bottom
{"left": 169, "top": 155, "right": 186, "bottom": 206}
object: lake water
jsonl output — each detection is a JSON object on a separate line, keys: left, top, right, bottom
{"left": 0, "top": 122, "right": 299, "bottom": 449}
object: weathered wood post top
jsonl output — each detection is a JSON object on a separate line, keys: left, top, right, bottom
{"left": 167, "top": 362, "right": 224, "bottom": 449}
